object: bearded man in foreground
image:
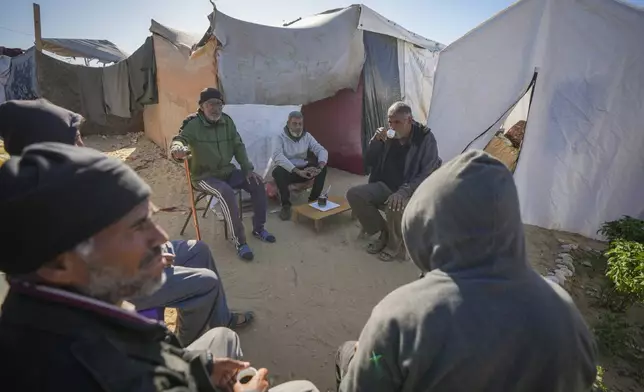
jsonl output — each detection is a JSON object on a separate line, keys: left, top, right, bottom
{"left": 0, "top": 143, "right": 318, "bottom": 392}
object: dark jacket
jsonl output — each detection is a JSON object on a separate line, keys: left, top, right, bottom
{"left": 0, "top": 281, "right": 215, "bottom": 392}
{"left": 341, "top": 151, "right": 597, "bottom": 392}
{"left": 366, "top": 121, "right": 442, "bottom": 198}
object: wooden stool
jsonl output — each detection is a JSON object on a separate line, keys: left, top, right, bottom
{"left": 292, "top": 196, "right": 352, "bottom": 232}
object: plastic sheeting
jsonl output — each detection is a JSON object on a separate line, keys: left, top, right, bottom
{"left": 0, "top": 56, "right": 10, "bottom": 104}
{"left": 149, "top": 19, "right": 201, "bottom": 57}
{"left": 37, "top": 51, "right": 144, "bottom": 136}
{"left": 102, "top": 61, "right": 131, "bottom": 118}
{"left": 5, "top": 48, "right": 39, "bottom": 101}
{"left": 212, "top": 6, "right": 365, "bottom": 105}
{"left": 302, "top": 78, "right": 365, "bottom": 174}
{"left": 427, "top": 0, "right": 644, "bottom": 239}
{"left": 223, "top": 105, "right": 301, "bottom": 178}
{"left": 127, "top": 37, "right": 158, "bottom": 110}
{"left": 42, "top": 38, "right": 128, "bottom": 64}
{"left": 400, "top": 41, "right": 438, "bottom": 125}
{"left": 362, "top": 31, "right": 401, "bottom": 164}
{"left": 357, "top": 5, "right": 444, "bottom": 51}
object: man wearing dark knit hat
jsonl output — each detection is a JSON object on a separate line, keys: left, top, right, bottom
{"left": 171, "top": 88, "right": 275, "bottom": 261}
{"left": 0, "top": 143, "right": 319, "bottom": 392}
{"left": 0, "top": 98, "right": 85, "bottom": 155}
{"left": 0, "top": 98, "right": 255, "bottom": 345}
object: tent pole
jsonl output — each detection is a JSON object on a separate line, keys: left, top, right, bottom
{"left": 33, "top": 3, "right": 42, "bottom": 52}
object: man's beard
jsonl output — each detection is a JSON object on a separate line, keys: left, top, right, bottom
{"left": 205, "top": 111, "right": 222, "bottom": 122}
{"left": 288, "top": 127, "right": 302, "bottom": 137}
{"left": 78, "top": 247, "right": 166, "bottom": 304}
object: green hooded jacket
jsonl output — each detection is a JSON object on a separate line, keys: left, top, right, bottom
{"left": 171, "top": 111, "right": 253, "bottom": 183}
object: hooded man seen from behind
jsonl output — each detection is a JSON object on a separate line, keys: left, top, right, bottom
{"left": 336, "top": 150, "right": 597, "bottom": 392}
{"left": 271, "top": 111, "right": 328, "bottom": 220}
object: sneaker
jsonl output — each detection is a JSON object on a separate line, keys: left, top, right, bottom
{"left": 237, "top": 244, "right": 254, "bottom": 261}
{"left": 253, "top": 228, "right": 276, "bottom": 243}
{"left": 279, "top": 205, "right": 292, "bottom": 221}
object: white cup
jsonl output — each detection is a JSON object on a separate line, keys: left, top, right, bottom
{"left": 237, "top": 367, "right": 258, "bottom": 384}
{"left": 386, "top": 129, "right": 396, "bottom": 139}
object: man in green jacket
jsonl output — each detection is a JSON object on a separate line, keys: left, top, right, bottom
{"left": 171, "top": 88, "right": 275, "bottom": 261}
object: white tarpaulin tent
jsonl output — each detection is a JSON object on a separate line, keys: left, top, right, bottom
{"left": 427, "top": 0, "right": 644, "bottom": 239}
{"left": 224, "top": 104, "right": 301, "bottom": 178}
{"left": 211, "top": 6, "right": 365, "bottom": 105}
{"left": 211, "top": 4, "right": 444, "bottom": 108}
{"left": 145, "top": 20, "right": 299, "bottom": 179}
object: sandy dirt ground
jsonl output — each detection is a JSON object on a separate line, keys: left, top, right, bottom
{"left": 0, "top": 133, "right": 633, "bottom": 390}
{"left": 82, "top": 133, "right": 617, "bottom": 391}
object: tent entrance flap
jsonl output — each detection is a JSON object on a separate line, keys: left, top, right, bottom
{"left": 481, "top": 72, "right": 537, "bottom": 172}
{"left": 361, "top": 31, "right": 402, "bottom": 173}
{"left": 462, "top": 70, "right": 537, "bottom": 150}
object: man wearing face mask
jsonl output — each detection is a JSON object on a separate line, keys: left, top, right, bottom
{"left": 271, "top": 111, "right": 328, "bottom": 221}
{"left": 346, "top": 101, "right": 441, "bottom": 261}
{"left": 0, "top": 143, "right": 319, "bottom": 392}
{"left": 171, "top": 88, "right": 275, "bottom": 262}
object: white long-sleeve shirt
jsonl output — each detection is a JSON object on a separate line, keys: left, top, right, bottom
{"left": 272, "top": 129, "right": 328, "bottom": 173}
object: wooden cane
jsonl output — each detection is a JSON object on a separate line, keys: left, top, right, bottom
{"left": 183, "top": 158, "right": 202, "bottom": 241}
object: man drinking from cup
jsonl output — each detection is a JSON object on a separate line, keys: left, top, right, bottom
{"left": 346, "top": 102, "right": 442, "bottom": 261}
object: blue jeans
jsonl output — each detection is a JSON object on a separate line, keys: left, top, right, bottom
{"left": 130, "top": 240, "right": 232, "bottom": 346}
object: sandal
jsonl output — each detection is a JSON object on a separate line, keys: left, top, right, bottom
{"left": 253, "top": 228, "right": 276, "bottom": 243}
{"left": 237, "top": 244, "right": 254, "bottom": 261}
{"left": 378, "top": 251, "right": 395, "bottom": 262}
{"left": 366, "top": 232, "right": 388, "bottom": 254}
{"left": 229, "top": 311, "right": 255, "bottom": 329}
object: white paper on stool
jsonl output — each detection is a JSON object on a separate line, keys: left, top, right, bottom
{"left": 309, "top": 200, "right": 340, "bottom": 212}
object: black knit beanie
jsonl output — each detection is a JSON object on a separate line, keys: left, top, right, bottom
{"left": 0, "top": 143, "right": 151, "bottom": 274}
{"left": 198, "top": 87, "right": 224, "bottom": 105}
{"left": 0, "top": 99, "right": 84, "bottom": 155}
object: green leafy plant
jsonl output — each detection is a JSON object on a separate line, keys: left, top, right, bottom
{"left": 592, "top": 366, "right": 609, "bottom": 392}
{"left": 594, "top": 313, "right": 644, "bottom": 363}
{"left": 598, "top": 216, "right": 644, "bottom": 243}
{"left": 594, "top": 313, "right": 633, "bottom": 357}
{"left": 596, "top": 280, "right": 636, "bottom": 313}
{"left": 604, "top": 240, "right": 644, "bottom": 308}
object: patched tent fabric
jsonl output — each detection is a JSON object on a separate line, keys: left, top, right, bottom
{"left": 42, "top": 38, "right": 128, "bottom": 64}
{"left": 212, "top": 6, "right": 365, "bottom": 105}
{"left": 226, "top": 104, "right": 301, "bottom": 178}
{"left": 0, "top": 56, "right": 11, "bottom": 104}
{"left": 284, "top": 5, "right": 442, "bottom": 174}
{"left": 5, "top": 48, "right": 39, "bottom": 101}
{"left": 427, "top": 0, "right": 644, "bottom": 239}
{"left": 357, "top": 5, "right": 445, "bottom": 51}
{"left": 400, "top": 42, "right": 438, "bottom": 125}
{"left": 37, "top": 51, "right": 144, "bottom": 136}
{"left": 149, "top": 19, "right": 200, "bottom": 57}
{"left": 361, "top": 31, "right": 401, "bottom": 166}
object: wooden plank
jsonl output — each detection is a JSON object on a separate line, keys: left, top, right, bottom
{"left": 33, "top": 3, "right": 42, "bottom": 52}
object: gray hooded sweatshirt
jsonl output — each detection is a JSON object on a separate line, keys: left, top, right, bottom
{"left": 339, "top": 150, "right": 597, "bottom": 392}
